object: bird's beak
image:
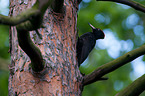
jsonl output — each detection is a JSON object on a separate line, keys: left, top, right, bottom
{"left": 88, "top": 23, "right": 95, "bottom": 29}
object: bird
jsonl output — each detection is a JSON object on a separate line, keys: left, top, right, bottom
{"left": 77, "top": 23, "right": 105, "bottom": 67}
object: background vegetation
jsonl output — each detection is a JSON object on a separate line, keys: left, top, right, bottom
{"left": 0, "top": 0, "right": 144, "bottom": 96}
{"left": 0, "top": 0, "right": 9, "bottom": 95}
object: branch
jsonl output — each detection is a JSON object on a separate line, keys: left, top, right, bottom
{"left": 97, "top": 0, "right": 145, "bottom": 13}
{"left": 51, "top": 0, "right": 64, "bottom": 13}
{"left": 0, "top": 9, "right": 40, "bottom": 26}
{"left": 17, "top": 29, "right": 44, "bottom": 72}
{"left": 0, "top": 0, "right": 53, "bottom": 72}
{"left": 15, "top": 0, "right": 53, "bottom": 72}
{"left": 0, "top": 0, "right": 53, "bottom": 26}
{"left": 115, "top": 74, "right": 145, "bottom": 96}
{"left": 83, "top": 45, "right": 145, "bottom": 86}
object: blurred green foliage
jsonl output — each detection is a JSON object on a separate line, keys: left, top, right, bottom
{"left": 0, "top": 0, "right": 9, "bottom": 96}
{"left": 77, "top": 0, "right": 145, "bottom": 96}
{"left": 0, "top": 25, "right": 9, "bottom": 59}
{"left": 0, "top": 24, "right": 9, "bottom": 96}
{"left": 0, "top": 0, "right": 145, "bottom": 96}
{"left": 0, "top": 70, "right": 9, "bottom": 96}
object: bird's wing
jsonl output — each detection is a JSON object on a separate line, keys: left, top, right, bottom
{"left": 77, "top": 37, "right": 83, "bottom": 64}
{"left": 79, "top": 35, "right": 95, "bottom": 64}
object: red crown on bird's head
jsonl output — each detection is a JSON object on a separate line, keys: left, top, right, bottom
{"left": 88, "top": 23, "right": 105, "bottom": 39}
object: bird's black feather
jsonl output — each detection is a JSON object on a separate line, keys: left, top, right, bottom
{"left": 77, "top": 23, "right": 105, "bottom": 67}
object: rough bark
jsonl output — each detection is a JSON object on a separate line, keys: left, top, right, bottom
{"left": 8, "top": 0, "right": 83, "bottom": 95}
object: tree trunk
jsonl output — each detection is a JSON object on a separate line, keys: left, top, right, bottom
{"left": 8, "top": 0, "right": 83, "bottom": 95}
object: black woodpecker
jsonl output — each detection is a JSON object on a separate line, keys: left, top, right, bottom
{"left": 77, "top": 23, "right": 105, "bottom": 67}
